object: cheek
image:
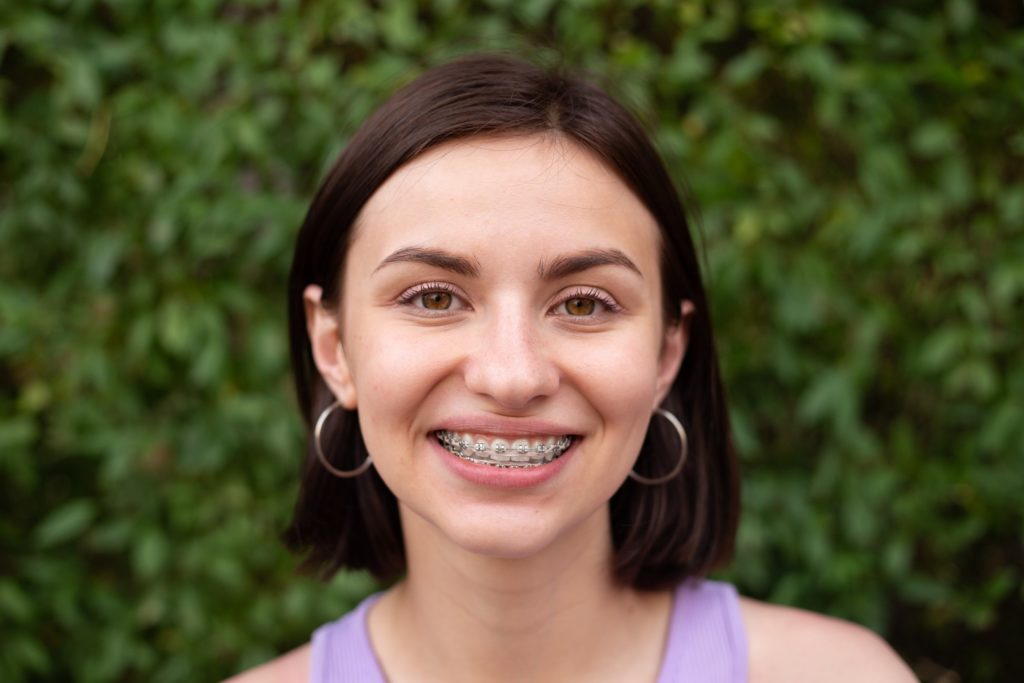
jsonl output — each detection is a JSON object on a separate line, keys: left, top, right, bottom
{"left": 564, "top": 332, "right": 662, "bottom": 406}
{"left": 558, "top": 331, "right": 664, "bottom": 466}
{"left": 349, "top": 326, "right": 457, "bottom": 429}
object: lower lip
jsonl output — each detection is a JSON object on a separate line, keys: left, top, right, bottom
{"left": 432, "top": 436, "right": 577, "bottom": 489}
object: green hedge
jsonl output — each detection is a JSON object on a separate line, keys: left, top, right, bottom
{"left": 2, "top": 1, "right": 1021, "bottom": 680}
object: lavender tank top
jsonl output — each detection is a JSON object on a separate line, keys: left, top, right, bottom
{"left": 310, "top": 580, "right": 748, "bottom": 682}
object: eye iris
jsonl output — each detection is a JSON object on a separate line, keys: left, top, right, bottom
{"left": 565, "top": 298, "right": 595, "bottom": 316}
{"left": 422, "top": 291, "right": 452, "bottom": 310}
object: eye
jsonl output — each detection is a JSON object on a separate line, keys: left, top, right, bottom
{"left": 421, "top": 291, "right": 452, "bottom": 310}
{"left": 563, "top": 297, "right": 595, "bottom": 316}
{"left": 551, "top": 287, "right": 620, "bottom": 320}
{"left": 396, "top": 282, "right": 468, "bottom": 315}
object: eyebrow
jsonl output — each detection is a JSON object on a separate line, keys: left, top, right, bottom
{"left": 372, "top": 245, "right": 643, "bottom": 281}
{"left": 538, "top": 248, "right": 643, "bottom": 280}
{"left": 373, "top": 246, "right": 481, "bottom": 277}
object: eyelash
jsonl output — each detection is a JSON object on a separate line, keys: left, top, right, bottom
{"left": 395, "top": 283, "right": 621, "bottom": 317}
{"left": 552, "top": 287, "right": 621, "bottom": 317}
{"left": 395, "top": 282, "right": 466, "bottom": 311}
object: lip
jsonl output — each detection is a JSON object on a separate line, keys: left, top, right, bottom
{"left": 432, "top": 415, "right": 577, "bottom": 438}
{"left": 431, "top": 428, "right": 580, "bottom": 490}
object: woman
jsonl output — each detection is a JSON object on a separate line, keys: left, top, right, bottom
{"left": 232, "top": 55, "right": 914, "bottom": 682}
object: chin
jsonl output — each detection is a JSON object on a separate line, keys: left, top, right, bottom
{"left": 450, "top": 526, "right": 558, "bottom": 560}
{"left": 406, "top": 496, "right": 608, "bottom": 564}
{"left": 439, "top": 507, "right": 562, "bottom": 559}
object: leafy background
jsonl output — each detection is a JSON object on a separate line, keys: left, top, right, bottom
{"left": 2, "top": 0, "right": 1021, "bottom": 681}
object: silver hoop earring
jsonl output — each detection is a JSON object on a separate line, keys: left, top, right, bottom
{"left": 629, "top": 408, "right": 687, "bottom": 486}
{"left": 313, "top": 401, "right": 373, "bottom": 478}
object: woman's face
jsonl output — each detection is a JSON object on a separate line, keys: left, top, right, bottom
{"left": 308, "top": 135, "right": 686, "bottom": 560}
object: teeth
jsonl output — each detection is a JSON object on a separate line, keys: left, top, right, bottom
{"left": 436, "top": 431, "right": 573, "bottom": 468}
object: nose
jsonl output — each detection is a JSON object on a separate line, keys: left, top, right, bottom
{"left": 463, "top": 309, "right": 560, "bottom": 410}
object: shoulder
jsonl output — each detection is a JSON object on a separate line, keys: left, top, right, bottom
{"left": 222, "top": 643, "right": 310, "bottom": 683}
{"left": 739, "top": 597, "right": 915, "bottom": 683}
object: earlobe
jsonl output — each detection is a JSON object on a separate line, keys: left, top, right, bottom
{"left": 654, "top": 300, "right": 695, "bottom": 405}
{"left": 304, "top": 284, "right": 358, "bottom": 410}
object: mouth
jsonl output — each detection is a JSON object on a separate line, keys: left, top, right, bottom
{"left": 435, "top": 430, "right": 575, "bottom": 468}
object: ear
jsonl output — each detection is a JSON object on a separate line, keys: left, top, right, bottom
{"left": 653, "top": 300, "right": 695, "bottom": 407}
{"left": 304, "top": 285, "right": 358, "bottom": 410}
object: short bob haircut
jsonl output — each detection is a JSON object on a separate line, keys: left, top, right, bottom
{"left": 284, "top": 54, "right": 740, "bottom": 590}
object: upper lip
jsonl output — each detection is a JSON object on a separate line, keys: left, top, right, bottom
{"left": 433, "top": 415, "right": 578, "bottom": 437}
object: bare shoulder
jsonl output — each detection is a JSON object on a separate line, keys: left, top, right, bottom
{"left": 739, "top": 597, "right": 915, "bottom": 683}
{"left": 221, "top": 643, "right": 310, "bottom": 683}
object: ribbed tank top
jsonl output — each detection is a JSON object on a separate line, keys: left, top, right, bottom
{"left": 310, "top": 580, "right": 748, "bottom": 682}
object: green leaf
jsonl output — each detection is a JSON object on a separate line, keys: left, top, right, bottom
{"left": 34, "top": 500, "right": 97, "bottom": 548}
{"left": 0, "top": 579, "right": 35, "bottom": 623}
{"left": 133, "top": 529, "right": 170, "bottom": 580}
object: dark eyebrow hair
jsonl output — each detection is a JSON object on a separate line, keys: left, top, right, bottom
{"left": 538, "top": 248, "right": 643, "bottom": 280}
{"left": 373, "top": 246, "right": 480, "bottom": 277}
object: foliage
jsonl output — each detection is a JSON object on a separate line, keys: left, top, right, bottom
{"left": 1, "top": 1, "right": 1021, "bottom": 680}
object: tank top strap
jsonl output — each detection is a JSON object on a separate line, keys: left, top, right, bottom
{"left": 309, "top": 592, "right": 386, "bottom": 683}
{"left": 656, "top": 580, "right": 749, "bottom": 683}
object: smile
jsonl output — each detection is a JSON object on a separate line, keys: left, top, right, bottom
{"left": 435, "top": 431, "right": 574, "bottom": 468}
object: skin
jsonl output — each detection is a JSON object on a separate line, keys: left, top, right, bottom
{"left": 227, "top": 135, "right": 915, "bottom": 683}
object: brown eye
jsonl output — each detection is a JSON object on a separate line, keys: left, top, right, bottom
{"left": 565, "top": 298, "right": 595, "bottom": 316}
{"left": 421, "top": 291, "right": 453, "bottom": 310}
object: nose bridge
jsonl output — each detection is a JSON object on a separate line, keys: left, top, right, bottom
{"left": 464, "top": 297, "right": 558, "bottom": 408}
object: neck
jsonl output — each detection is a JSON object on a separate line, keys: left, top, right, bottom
{"left": 369, "top": 504, "right": 667, "bottom": 683}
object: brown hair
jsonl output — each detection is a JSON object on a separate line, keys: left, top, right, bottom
{"left": 284, "top": 54, "right": 739, "bottom": 589}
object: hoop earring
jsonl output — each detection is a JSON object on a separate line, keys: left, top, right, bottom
{"left": 313, "top": 401, "right": 373, "bottom": 478}
{"left": 629, "top": 408, "right": 687, "bottom": 486}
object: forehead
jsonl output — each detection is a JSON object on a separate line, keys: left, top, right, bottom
{"left": 349, "top": 134, "right": 662, "bottom": 271}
